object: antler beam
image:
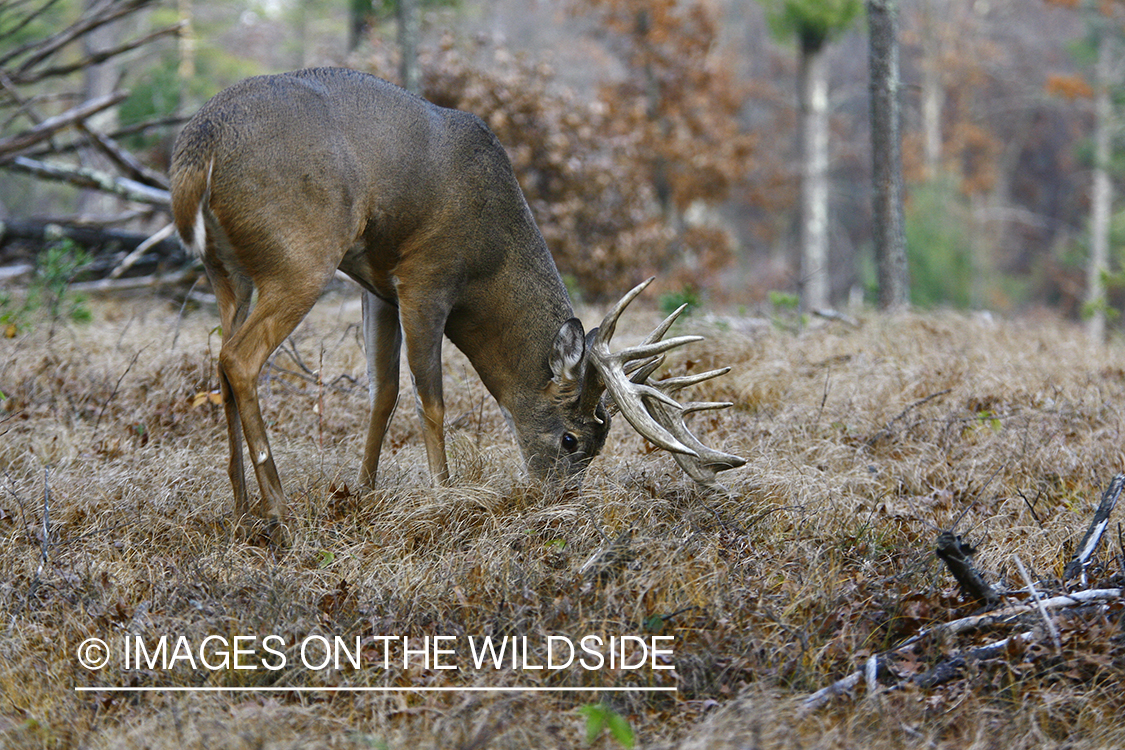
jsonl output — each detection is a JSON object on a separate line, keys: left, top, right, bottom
{"left": 588, "top": 278, "right": 745, "bottom": 487}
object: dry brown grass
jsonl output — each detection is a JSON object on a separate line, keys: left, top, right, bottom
{"left": 1, "top": 293, "right": 1123, "bottom": 749}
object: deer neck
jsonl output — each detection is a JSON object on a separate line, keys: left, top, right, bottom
{"left": 445, "top": 257, "right": 574, "bottom": 419}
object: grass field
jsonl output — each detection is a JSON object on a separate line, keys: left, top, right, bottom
{"left": 1, "top": 290, "right": 1123, "bottom": 749}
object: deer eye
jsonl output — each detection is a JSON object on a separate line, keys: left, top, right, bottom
{"left": 561, "top": 433, "right": 579, "bottom": 453}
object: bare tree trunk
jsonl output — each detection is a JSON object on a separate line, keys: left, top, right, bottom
{"left": 1088, "top": 27, "right": 1113, "bottom": 343}
{"left": 798, "top": 42, "right": 830, "bottom": 311}
{"left": 397, "top": 0, "right": 420, "bottom": 94}
{"left": 868, "top": 0, "right": 908, "bottom": 311}
{"left": 178, "top": 0, "right": 195, "bottom": 82}
{"left": 349, "top": 0, "right": 373, "bottom": 52}
{"left": 919, "top": 0, "right": 944, "bottom": 178}
{"left": 79, "top": 0, "right": 122, "bottom": 217}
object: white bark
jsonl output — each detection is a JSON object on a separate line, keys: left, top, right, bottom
{"left": 920, "top": 0, "right": 944, "bottom": 177}
{"left": 799, "top": 44, "right": 830, "bottom": 311}
{"left": 1087, "top": 29, "right": 1113, "bottom": 344}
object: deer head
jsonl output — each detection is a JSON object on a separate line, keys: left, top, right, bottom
{"left": 510, "top": 277, "right": 744, "bottom": 486}
{"left": 169, "top": 68, "right": 742, "bottom": 539}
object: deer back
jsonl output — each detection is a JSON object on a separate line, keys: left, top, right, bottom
{"left": 170, "top": 68, "right": 611, "bottom": 479}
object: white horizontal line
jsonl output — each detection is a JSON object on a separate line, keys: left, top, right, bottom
{"left": 75, "top": 686, "right": 677, "bottom": 693}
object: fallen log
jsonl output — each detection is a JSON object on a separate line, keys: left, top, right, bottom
{"left": 0, "top": 218, "right": 184, "bottom": 261}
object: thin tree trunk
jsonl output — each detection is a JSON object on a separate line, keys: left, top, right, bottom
{"left": 397, "top": 0, "right": 420, "bottom": 94}
{"left": 177, "top": 0, "right": 194, "bottom": 82}
{"left": 919, "top": 0, "right": 943, "bottom": 178}
{"left": 349, "top": 0, "right": 373, "bottom": 52}
{"left": 79, "top": 0, "right": 121, "bottom": 216}
{"left": 1088, "top": 27, "right": 1113, "bottom": 343}
{"left": 868, "top": 0, "right": 908, "bottom": 310}
{"left": 798, "top": 42, "right": 830, "bottom": 311}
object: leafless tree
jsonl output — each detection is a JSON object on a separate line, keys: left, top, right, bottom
{"left": 868, "top": 0, "right": 908, "bottom": 310}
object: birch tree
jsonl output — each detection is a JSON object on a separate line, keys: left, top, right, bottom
{"left": 763, "top": 0, "right": 862, "bottom": 311}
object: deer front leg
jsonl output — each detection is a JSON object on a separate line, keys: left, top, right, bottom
{"left": 360, "top": 290, "right": 402, "bottom": 486}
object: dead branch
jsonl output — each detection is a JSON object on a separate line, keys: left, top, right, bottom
{"left": 0, "top": 0, "right": 67, "bottom": 52}
{"left": 1014, "top": 554, "right": 1061, "bottom": 651}
{"left": 1, "top": 0, "right": 153, "bottom": 75}
{"left": 1064, "top": 472, "right": 1123, "bottom": 582}
{"left": 11, "top": 21, "right": 183, "bottom": 86}
{"left": 0, "top": 91, "right": 127, "bottom": 160}
{"left": 0, "top": 217, "right": 181, "bottom": 258}
{"left": 911, "top": 630, "right": 1035, "bottom": 689}
{"left": 107, "top": 222, "right": 175, "bottom": 278}
{"left": 935, "top": 531, "right": 1002, "bottom": 608}
{"left": 23, "top": 114, "right": 189, "bottom": 159}
{"left": 800, "top": 587, "right": 1124, "bottom": 712}
{"left": 68, "top": 266, "right": 197, "bottom": 292}
{"left": 76, "top": 122, "right": 169, "bottom": 189}
{"left": 0, "top": 0, "right": 177, "bottom": 225}
{"left": 7, "top": 156, "right": 170, "bottom": 206}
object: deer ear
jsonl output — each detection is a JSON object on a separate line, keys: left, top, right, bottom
{"left": 550, "top": 318, "right": 586, "bottom": 385}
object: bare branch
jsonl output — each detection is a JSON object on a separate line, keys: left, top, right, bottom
{"left": 3, "top": 0, "right": 152, "bottom": 74}
{"left": 1063, "top": 472, "right": 1123, "bottom": 582}
{"left": 802, "top": 587, "right": 1125, "bottom": 712}
{"left": 0, "top": 90, "right": 126, "bottom": 160}
{"left": 0, "top": 0, "right": 68, "bottom": 64}
{"left": 107, "top": 222, "right": 175, "bottom": 278}
{"left": 5, "top": 155, "right": 170, "bottom": 206}
{"left": 76, "top": 122, "right": 169, "bottom": 189}
{"left": 12, "top": 21, "right": 183, "bottom": 85}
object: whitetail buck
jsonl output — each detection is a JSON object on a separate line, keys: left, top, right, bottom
{"left": 170, "top": 68, "right": 743, "bottom": 536}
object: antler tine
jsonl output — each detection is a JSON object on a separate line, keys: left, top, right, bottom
{"left": 645, "top": 382, "right": 746, "bottom": 487}
{"left": 612, "top": 334, "right": 704, "bottom": 365}
{"left": 626, "top": 354, "right": 665, "bottom": 384}
{"left": 594, "top": 356, "right": 700, "bottom": 455}
{"left": 642, "top": 302, "right": 690, "bottom": 346}
{"left": 653, "top": 367, "right": 732, "bottom": 394}
{"left": 594, "top": 277, "right": 656, "bottom": 346}
{"left": 629, "top": 308, "right": 745, "bottom": 485}
{"left": 587, "top": 277, "right": 745, "bottom": 481}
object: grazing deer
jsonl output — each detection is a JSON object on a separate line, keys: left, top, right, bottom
{"left": 170, "top": 68, "right": 742, "bottom": 536}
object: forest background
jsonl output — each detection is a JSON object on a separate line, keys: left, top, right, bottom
{"left": 6, "top": 3, "right": 1125, "bottom": 748}
{"left": 1, "top": 0, "right": 1120, "bottom": 329}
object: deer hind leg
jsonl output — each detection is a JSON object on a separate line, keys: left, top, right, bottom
{"left": 204, "top": 257, "right": 254, "bottom": 519}
{"left": 398, "top": 297, "right": 451, "bottom": 485}
{"left": 216, "top": 270, "right": 327, "bottom": 533}
{"left": 360, "top": 290, "right": 402, "bottom": 487}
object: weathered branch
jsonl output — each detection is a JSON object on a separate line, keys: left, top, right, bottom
{"left": 68, "top": 266, "right": 197, "bottom": 292}
{"left": 108, "top": 222, "right": 175, "bottom": 277}
{"left": 5, "top": 156, "right": 170, "bottom": 206}
{"left": 1063, "top": 472, "right": 1123, "bottom": 582}
{"left": 12, "top": 21, "right": 183, "bottom": 86}
{"left": 76, "top": 122, "right": 169, "bottom": 189}
{"left": 0, "top": 218, "right": 181, "bottom": 258}
{"left": 2, "top": 0, "right": 152, "bottom": 73}
{"left": 912, "top": 630, "right": 1035, "bottom": 689}
{"left": 935, "top": 531, "right": 1002, "bottom": 608}
{"left": 801, "top": 587, "right": 1124, "bottom": 712}
{"left": 0, "top": 91, "right": 126, "bottom": 160}
{"left": 22, "top": 114, "right": 188, "bottom": 161}
{"left": 0, "top": 0, "right": 68, "bottom": 67}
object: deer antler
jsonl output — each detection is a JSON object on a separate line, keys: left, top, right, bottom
{"left": 584, "top": 278, "right": 745, "bottom": 486}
